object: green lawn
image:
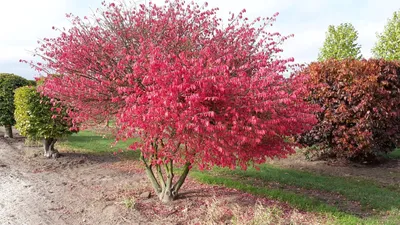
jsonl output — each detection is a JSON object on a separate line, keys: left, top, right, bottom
{"left": 61, "top": 130, "right": 400, "bottom": 225}
{"left": 388, "top": 148, "right": 400, "bottom": 159}
{"left": 216, "top": 165, "right": 400, "bottom": 210}
{"left": 191, "top": 166, "right": 400, "bottom": 224}
{"left": 60, "top": 130, "right": 140, "bottom": 159}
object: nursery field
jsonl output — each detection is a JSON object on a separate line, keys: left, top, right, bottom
{"left": 2, "top": 0, "right": 400, "bottom": 224}
{"left": 1, "top": 127, "right": 399, "bottom": 224}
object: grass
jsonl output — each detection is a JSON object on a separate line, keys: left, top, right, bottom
{"left": 61, "top": 130, "right": 400, "bottom": 224}
{"left": 210, "top": 165, "right": 400, "bottom": 211}
{"left": 388, "top": 148, "right": 400, "bottom": 159}
{"left": 191, "top": 171, "right": 359, "bottom": 224}
{"left": 191, "top": 167, "right": 400, "bottom": 224}
{"left": 121, "top": 197, "right": 136, "bottom": 209}
{"left": 60, "top": 130, "right": 140, "bottom": 159}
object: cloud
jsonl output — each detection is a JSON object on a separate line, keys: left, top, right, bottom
{"left": 0, "top": 0, "right": 67, "bottom": 56}
{"left": 0, "top": 0, "right": 105, "bottom": 78}
{"left": 0, "top": 60, "right": 36, "bottom": 80}
{"left": 281, "top": 29, "right": 326, "bottom": 64}
{"left": 1, "top": 0, "right": 400, "bottom": 79}
{"left": 0, "top": 0, "right": 101, "bottom": 59}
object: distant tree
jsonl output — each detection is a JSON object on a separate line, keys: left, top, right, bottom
{"left": 0, "top": 73, "right": 29, "bottom": 138}
{"left": 372, "top": 10, "right": 400, "bottom": 60}
{"left": 14, "top": 85, "right": 74, "bottom": 158}
{"left": 27, "top": 80, "right": 37, "bottom": 86}
{"left": 318, "top": 23, "right": 362, "bottom": 61}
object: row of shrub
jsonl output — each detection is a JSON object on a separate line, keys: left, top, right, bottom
{"left": 0, "top": 73, "right": 73, "bottom": 158}
{"left": 0, "top": 73, "right": 34, "bottom": 138}
{"left": 1, "top": 59, "right": 400, "bottom": 162}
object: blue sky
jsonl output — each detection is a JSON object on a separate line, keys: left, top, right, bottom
{"left": 1, "top": 0, "right": 399, "bottom": 80}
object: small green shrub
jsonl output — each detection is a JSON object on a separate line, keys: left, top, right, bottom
{"left": 14, "top": 86, "right": 75, "bottom": 158}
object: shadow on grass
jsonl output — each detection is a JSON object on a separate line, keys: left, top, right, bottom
{"left": 57, "top": 151, "right": 122, "bottom": 164}
{"left": 60, "top": 130, "right": 140, "bottom": 160}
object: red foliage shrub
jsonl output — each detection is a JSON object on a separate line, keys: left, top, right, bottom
{"left": 27, "top": 0, "right": 317, "bottom": 201}
{"left": 300, "top": 59, "right": 400, "bottom": 161}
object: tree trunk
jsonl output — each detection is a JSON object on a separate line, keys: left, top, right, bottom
{"left": 159, "top": 187, "right": 175, "bottom": 203}
{"left": 141, "top": 152, "right": 191, "bottom": 203}
{"left": 105, "top": 119, "right": 109, "bottom": 128}
{"left": 4, "top": 125, "right": 13, "bottom": 138}
{"left": 172, "top": 162, "right": 191, "bottom": 195}
{"left": 158, "top": 162, "right": 191, "bottom": 203}
{"left": 43, "top": 138, "right": 59, "bottom": 158}
{"left": 159, "top": 162, "right": 175, "bottom": 203}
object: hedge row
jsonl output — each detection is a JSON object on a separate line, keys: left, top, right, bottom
{"left": 300, "top": 59, "right": 400, "bottom": 161}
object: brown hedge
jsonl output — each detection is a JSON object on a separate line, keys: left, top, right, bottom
{"left": 300, "top": 59, "right": 400, "bottom": 161}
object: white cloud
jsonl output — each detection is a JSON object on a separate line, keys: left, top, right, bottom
{"left": 1, "top": 0, "right": 400, "bottom": 79}
{"left": 0, "top": 46, "right": 32, "bottom": 61}
{"left": 281, "top": 29, "right": 326, "bottom": 63}
{"left": 0, "top": 0, "right": 67, "bottom": 59}
{"left": 0, "top": 0, "right": 101, "bottom": 62}
{"left": 357, "top": 22, "right": 384, "bottom": 59}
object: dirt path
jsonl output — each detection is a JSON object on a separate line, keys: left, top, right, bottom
{"left": 0, "top": 134, "right": 149, "bottom": 225}
{"left": 0, "top": 141, "right": 61, "bottom": 224}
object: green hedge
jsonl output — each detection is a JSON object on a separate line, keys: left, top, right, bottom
{"left": 14, "top": 86, "right": 73, "bottom": 140}
{"left": 0, "top": 73, "right": 30, "bottom": 126}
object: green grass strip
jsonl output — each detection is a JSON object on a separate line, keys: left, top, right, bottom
{"left": 215, "top": 164, "right": 400, "bottom": 211}
{"left": 60, "top": 130, "right": 140, "bottom": 159}
{"left": 388, "top": 148, "right": 400, "bottom": 159}
{"left": 190, "top": 171, "right": 362, "bottom": 225}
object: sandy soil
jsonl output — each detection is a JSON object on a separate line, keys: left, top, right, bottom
{"left": 3, "top": 126, "right": 398, "bottom": 224}
{"left": 0, "top": 134, "right": 148, "bottom": 225}
{"left": 0, "top": 130, "right": 325, "bottom": 225}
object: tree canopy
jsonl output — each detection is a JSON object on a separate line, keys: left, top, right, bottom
{"left": 372, "top": 10, "right": 400, "bottom": 60}
{"left": 318, "top": 23, "right": 362, "bottom": 61}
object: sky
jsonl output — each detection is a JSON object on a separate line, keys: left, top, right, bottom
{"left": 1, "top": 0, "right": 399, "bottom": 80}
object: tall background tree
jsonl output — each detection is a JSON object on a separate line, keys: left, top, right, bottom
{"left": 318, "top": 23, "right": 362, "bottom": 61}
{"left": 372, "top": 10, "right": 400, "bottom": 60}
{"left": 28, "top": 0, "right": 318, "bottom": 202}
{"left": 14, "top": 85, "right": 75, "bottom": 158}
{"left": 0, "top": 73, "right": 30, "bottom": 138}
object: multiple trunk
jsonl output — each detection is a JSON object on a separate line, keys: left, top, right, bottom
{"left": 141, "top": 153, "right": 191, "bottom": 203}
{"left": 4, "top": 125, "right": 13, "bottom": 138}
{"left": 43, "top": 138, "right": 60, "bottom": 158}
